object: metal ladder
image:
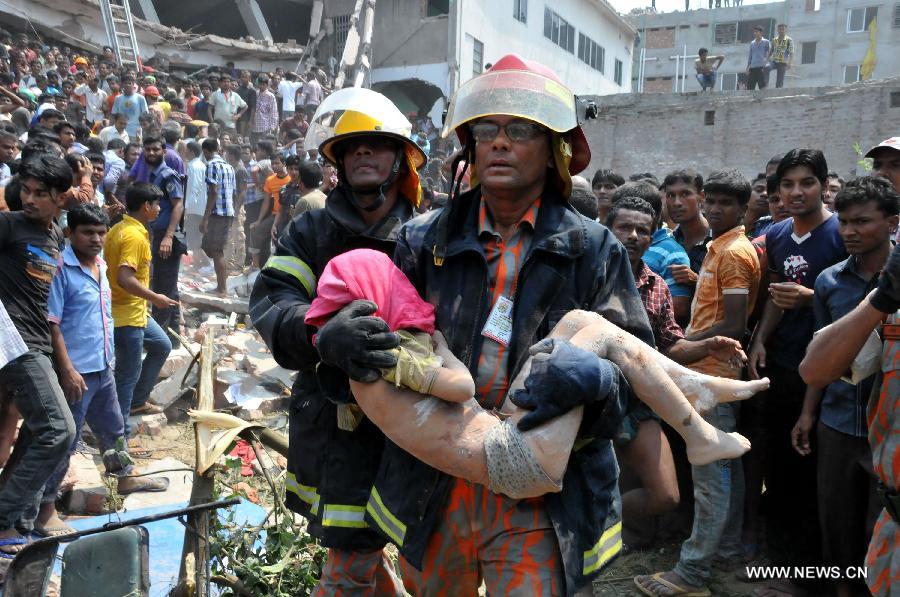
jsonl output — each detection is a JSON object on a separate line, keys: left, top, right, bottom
{"left": 99, "top": 0, "right": 142, "bottom": 71}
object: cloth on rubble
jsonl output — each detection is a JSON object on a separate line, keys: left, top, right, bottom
{"left": 305, "top": 248, "right": 435, "bottom": 334}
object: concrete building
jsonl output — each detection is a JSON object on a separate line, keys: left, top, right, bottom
{"left": 370, "top": 0, "right": 637, "bottom": 121}
{"left": 630, "top": 0, "right": 900, "bottom": 93}
{"left": 582, "top": 76, "right": 900, "bottom": 180}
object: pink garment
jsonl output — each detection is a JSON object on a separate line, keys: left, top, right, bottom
{"left": 305, "top": 248, "right": 435, "bottom": 334}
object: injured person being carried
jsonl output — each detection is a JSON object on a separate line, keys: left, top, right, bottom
{"left": 305, "top": 249, "right": 770, "bottom": 499}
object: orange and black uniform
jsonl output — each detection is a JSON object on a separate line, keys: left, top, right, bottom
{"left": 367, "top": 187, "right": 654, "bottom": 595}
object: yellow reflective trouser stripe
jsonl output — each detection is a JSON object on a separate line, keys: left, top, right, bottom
{"left": 322, "top": 504, "right": 368, "bottom": 529}
{"left": 286, "top": 472, "right": 321, "bottom": 516}
{"left": 366, "top": 487, "right": 406, "bottom": 546}
{"left": 583, "top": 521, "right": 622, "bottom": 576}
{"left": 264, "top": 255, "right": 317, "bottom": 297}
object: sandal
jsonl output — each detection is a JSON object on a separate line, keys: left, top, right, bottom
{"left": 0, "top": 535, "right": 28, "bottom": 559}
{"left": 117, "top": 475, "right": 170, "bottom": 494}
{"left": 130, "top": 403, "right": 163, "bottom": 415}
{"left": 634, "top": 572, "right": 712, "bottom": 597}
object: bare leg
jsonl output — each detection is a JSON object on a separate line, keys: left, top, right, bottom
{"left": 538, "top": 310, "right": 769, "bottom": 413}
{"left": 557, "top": 316, "right": 751, "bottom": 465}
{"left": 617, "top": 419, "right": 680, "bottom": 521}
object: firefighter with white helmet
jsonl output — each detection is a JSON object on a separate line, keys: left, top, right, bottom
{"left": 249, "top": 87, "right": 425, "bottom": 594}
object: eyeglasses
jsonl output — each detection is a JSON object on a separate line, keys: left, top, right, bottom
{"left": 469, "top": 121, "right": 545, "bottom": 143}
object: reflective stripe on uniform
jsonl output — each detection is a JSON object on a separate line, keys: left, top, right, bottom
{"left": 264, "top": 255, "right": 317, "bottom": 297}
{"left": 583, "top": 521, "right": 622, "bottom": 576}
{"left": 322, "top": 504, "right": 368, "bottom": 529}
{"left": 286, "top": 472, "right": 321, "bottom": 516}
{"left": 366, "top": 487, "right": 407, "bottom": 546}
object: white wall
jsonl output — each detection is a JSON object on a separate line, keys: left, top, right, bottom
{"left": 457, "top": 0, "right": 635, "bottom": 95}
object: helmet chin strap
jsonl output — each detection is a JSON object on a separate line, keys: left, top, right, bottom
{"left": 338, "top": 150, "right": 404, "bottom": 213}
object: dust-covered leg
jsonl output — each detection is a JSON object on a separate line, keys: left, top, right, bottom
{"left": 552, "top": 314, "right": 751, "bottom": 466}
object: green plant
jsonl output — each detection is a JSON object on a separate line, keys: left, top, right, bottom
{"left": 208, "top": 446, "right": 327, "bottom": 596}
{"left": 854, "top": 142, "right": 874, "bottom": 173}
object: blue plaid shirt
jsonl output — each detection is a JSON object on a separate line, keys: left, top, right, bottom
{"left": 205, "top": 155, "right": 236, "bottom": 217}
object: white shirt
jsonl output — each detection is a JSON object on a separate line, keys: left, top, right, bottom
{"left": 278, "top": 80, "right": 302, "bottom": 113}
{"left": 74, "top": 84, "right": 108, "bottom": 123}
{"left": 299, "top": 77, "right": 322, "bottom": 108}
{"left": 99, "top": 126, "right": 129, "bottom": 149}
{"left": 185, "top": 156, "right": 209, "bottom": 216}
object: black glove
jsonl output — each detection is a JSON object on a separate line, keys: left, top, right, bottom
{"left": 510, "top": 339, "right": 617, "bottom": 432}
{"left": 315, "top": 300, "right": 400, "bottom": 382}
{"left": 871, "top": 244, "right": 900, "bottom": 313}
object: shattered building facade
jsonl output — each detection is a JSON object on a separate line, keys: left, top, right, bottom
{"left": 1, "top": 0, "right": 636, "bottom": 124}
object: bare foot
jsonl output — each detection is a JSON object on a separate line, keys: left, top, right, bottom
{"left": 653, "top": 353, "right": 771, "bottom": 413}
{"left": 0, "top": 527, "right": 28, "bottom": 556}
{"left": 686, "top": 428, "right": 751, "bottom": 466}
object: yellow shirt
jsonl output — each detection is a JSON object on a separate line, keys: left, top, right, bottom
{"left": 105, "top": 214, "right": 152, "bottom": 328}
{"left": 685, "top": 225, "right": 760, "bottom": 378}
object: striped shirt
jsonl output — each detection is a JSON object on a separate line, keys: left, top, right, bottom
{"left": 205, "top": 155, "right": 236, "bottom": 217}
{"left": 474, "top": 198, "right": 541, "bottom": 409}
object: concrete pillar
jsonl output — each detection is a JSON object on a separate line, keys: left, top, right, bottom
{"left": 133, "top": 0, "right": 161, "bottom": 23}
{"left": 235, "top": 0, "right": 273, "bottom": 42}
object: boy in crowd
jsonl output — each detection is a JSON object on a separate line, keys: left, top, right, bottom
{"left": 665, "top": 169, "right": 712, "bottom": 289}
{"left": 591, "top": 168, "right": 624, "bottom": 223}
{"left": 43, "top": 204, "right": 168, "bottom": 536}
{"left": 0, "top": 155, "right": 74, "bottom": 556}
{"left": 249, "top": 153, "right": 289, "bottom": 268}
{"left": 791, "top": 176, "right": 898, "bottom": 597}
{"left": 200, "top": 138, "right": 236, "bottom": 297}
{"left": 637, "top": 170, "right": 759, "bottom": 597}
{"left": 823, "top": 171, "right": 845, "bottom": 211}
{"left": 106, "top": 182, "right": 177, "bottom": 432}
{"left": 748, "top": 148, "right": 847, "bottom": 583}
{"left": 183, "top": 140, "right": 210, "bottom": 271}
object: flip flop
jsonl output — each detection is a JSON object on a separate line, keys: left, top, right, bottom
{"left": 0, "top": 535, "right": 28, "bottom": 559}
{"left": 130, "top": 403, "right": 163, "bottom": 415}
{"left": 634, "top": 572, "right": 712, "bottom": 597}
{"left": 32, "top": 522, "right": 77, "bottom": 539}
{"left": 117, "top": 476, "right": 170, "bottom": 494}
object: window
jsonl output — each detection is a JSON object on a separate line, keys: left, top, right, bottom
{"left": 893, "top": 3, "right": 900, "bottom": 27}
{"left": 847, "top": 7, "right": 878, "bottom": 32}
{"left": 801, "top": 41, "right": 816, "bottom": 64}
{"left": 805, "top": 0, "right": 821, "bottom": 11}
{"left": 891, "top": 91, "right": 900, "bottom": 107}
{"left": 472, "top": 37, "right": 484, "bottom": 75}
{"left": 614, "top": 59, "right": 623, "bottom": 86}
{"left": 544, "top": 7, "right": 575, "bottom": 53}
{"left": 704, "top": 110, "right": 716, "bottom": 125}
{"left": 514, "top": 0, "right": 527, "bottom": 23}
{"left": 721, "top": 72, "right": 739, "bottom": 90}
{"left": 714, "top": 22, "right": 737, "bottom": 44}
{"left": 577, "top": 33, "right": 605, "bottom": 72}
{"left": 425, "top": 0, "right": 449, "bottom": 17}
{"left": 715, "top": 19, "right": 774, "bottom": 44}
{"left": 844, "top": 64, "right": 862, "bottom": 83}
{"left": 737, "top": 18, "right": 774, "bottom": 42}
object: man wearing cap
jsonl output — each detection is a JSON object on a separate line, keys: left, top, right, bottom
{"left": 144, "top": 86, "right": 164, "bottom": 126}
{"left": 249, "top": 88, "right": 425, "bottom": 594}
{"left": 867, "top": 137, "right": 900, "bottom": 194}
{"left": 373, "top": 55, "right": 652, "bottom": 595}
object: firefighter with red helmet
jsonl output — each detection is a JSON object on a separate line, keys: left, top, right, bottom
{"left": 361, "top": 54, "right": 654, "bottom": 595}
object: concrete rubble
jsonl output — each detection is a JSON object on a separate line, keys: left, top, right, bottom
{"left": 53, "top": 271, "right": 295, "bottom": 518}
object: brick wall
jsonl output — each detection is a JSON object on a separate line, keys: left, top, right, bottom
{"left": 644, "top": 27, "right": 675, "bottom": 49}
{"left": 582, "top": 77, "right": 900, "bottom": 181}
